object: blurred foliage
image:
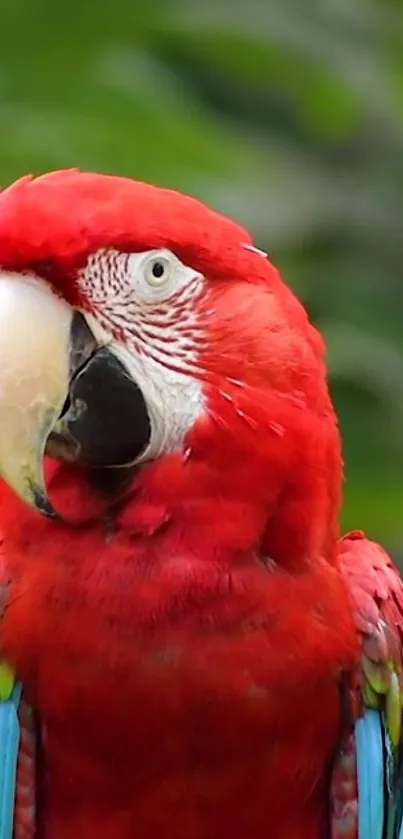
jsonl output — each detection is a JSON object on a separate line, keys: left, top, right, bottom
{"left": 1, "top": 0, "right": 403, "bottom": 547}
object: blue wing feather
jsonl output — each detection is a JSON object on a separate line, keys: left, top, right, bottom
{"left": 0, "top": 681, "right": 21, "bottom": 839}
{"left": 355, "top": 710, "right": 384, "bottom": 839}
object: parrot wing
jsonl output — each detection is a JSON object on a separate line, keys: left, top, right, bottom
{"left": 331, "top": 530, "right": 403, "bottom": 839}
{"left": 0, "top": 554, "right": 36, "bottom": 839}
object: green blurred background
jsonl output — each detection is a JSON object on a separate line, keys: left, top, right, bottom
{"left": 1, "top": 0, "right": 403, "bottom": 550}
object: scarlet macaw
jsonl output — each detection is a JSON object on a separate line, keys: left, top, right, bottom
{"left": 0, "top": 170, "right": 400, "bottom": 839}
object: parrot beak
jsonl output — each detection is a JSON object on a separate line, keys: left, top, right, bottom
{"left": 0, "top": 272, "right": 151, "bottom": 517}
{"left": 0, "top": 274, "right": 73, "bottom": 516}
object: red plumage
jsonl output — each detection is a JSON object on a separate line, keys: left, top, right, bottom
{"left": 0, "top": 170, "right": 399, "bottom": 839}
{"left": 0, "top": 460, "right": 358, "bottom": 839}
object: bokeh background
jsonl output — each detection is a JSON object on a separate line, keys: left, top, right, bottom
{"left": 1, "top": 0, "right": 403, "bottom": 552}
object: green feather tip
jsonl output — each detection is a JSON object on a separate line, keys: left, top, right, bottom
{"left": 0, "top": 661, "right": 15, "bottom": 701}
{"left": 385, "top": 671, "right": 402, "bottom": 748}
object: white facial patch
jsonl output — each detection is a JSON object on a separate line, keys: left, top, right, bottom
{"left": 77, "top": 248, "right": 206, "bottom": 462}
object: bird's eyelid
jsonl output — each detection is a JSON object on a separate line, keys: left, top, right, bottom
{"left": 242, "top": 243, "right": 268, "bottom": 258}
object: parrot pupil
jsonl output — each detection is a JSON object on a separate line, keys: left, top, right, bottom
{"left": 152, "top": 261, "right": 165, "bottom": 278}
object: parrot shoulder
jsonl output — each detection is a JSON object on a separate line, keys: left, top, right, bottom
{"left": 340, "top": 530, "right": 403, "bottom": 742}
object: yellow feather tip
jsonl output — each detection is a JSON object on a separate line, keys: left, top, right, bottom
{"left": 385, "top": 671, "right": 402, "bottom": 748}
{"left": 363, "top": 681, "right": 381, "bottom": 709}
{"left": 0, "top": 661, "right": 15, "bottom": 701}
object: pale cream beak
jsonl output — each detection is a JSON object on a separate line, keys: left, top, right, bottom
{"left": 0, "top": 272, "right": 72, "bottom": 514}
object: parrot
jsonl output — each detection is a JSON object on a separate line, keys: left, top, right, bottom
{"left": 0, "top": 169, "right": 400, "bottom": 839}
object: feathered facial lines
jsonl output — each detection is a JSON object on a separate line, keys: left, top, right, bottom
{"left": 73, "top": 244, "right": 296, "bottom": 469}
{"left": 75, "top": 246, "right": 270, "bottom": 399}
{"left": 75, "top": 246, "right": 277, "bottom": 462}
{"left": 77, "top": 247, "right": 209, "bottom": 378}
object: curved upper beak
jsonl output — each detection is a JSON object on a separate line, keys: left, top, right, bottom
{"left": 0, "top": 272, "right": 151, "bottom": 517}
{"left": 0, "top": 273, "right": 73, "bottom": 515}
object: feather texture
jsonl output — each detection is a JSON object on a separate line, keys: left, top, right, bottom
{"left": 330, "top": 532, "right": 403, "bottom": 839}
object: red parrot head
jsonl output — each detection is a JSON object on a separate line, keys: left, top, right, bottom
{"left": 0, "top": 170, "right": 341, "bottom": 565}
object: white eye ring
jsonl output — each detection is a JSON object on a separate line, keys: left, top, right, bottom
{"left": 144, "top": 255, "right": 172, "bottom": 288}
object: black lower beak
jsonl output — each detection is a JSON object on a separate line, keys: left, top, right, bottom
{"left": 47, "top": 312, "right": 151, "bottom": 468}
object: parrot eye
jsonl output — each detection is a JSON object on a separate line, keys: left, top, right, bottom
{"left": 79, "top": 246, "right": 203, "bottom": 310}
{"left": 144, "top": 254, "right": 172, "bottom": 288}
